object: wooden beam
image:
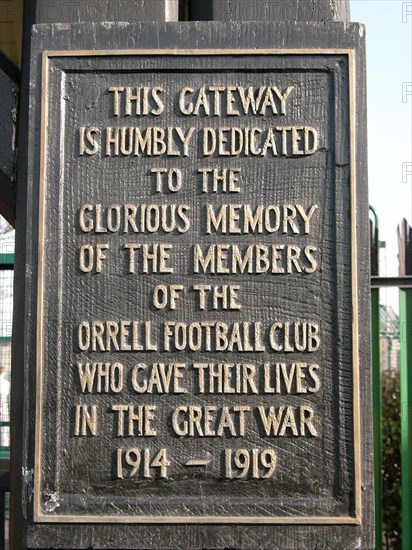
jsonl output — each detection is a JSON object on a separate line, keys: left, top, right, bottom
{"left": 0, "top": 51, "right": 20, "bottom": 227}
{"left": 190, "top": 0, "right": 350, "bottom": 22}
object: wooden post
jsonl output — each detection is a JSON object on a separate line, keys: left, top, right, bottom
{"left": 0, "top": 51, "right": 19, "bottom": 227}
{"left": 12, "top": 2, "right": 182, "bottom": 548}
{"left": 22, "top": 0, "right": 182, "bottom": 25}
{"left": 11, "top": 0, "right": 372, "bottom": 548}
{"left": 189, "top": 0, "right": 350, "bottom": 22}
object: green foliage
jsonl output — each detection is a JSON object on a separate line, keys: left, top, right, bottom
{"left": 381, "top": 368, "right": 402, "bottom": 550}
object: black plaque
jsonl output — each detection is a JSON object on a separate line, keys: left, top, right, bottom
{"left": 13, "top": 22, "right": 373, "bottom": 549}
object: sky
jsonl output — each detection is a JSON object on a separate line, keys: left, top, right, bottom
{"left": 351, "top": 0, "right": 412, "bottom": 308}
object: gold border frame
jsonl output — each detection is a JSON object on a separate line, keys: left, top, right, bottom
{"left": 35, "top": 48, "right": 360, "bottom": 525}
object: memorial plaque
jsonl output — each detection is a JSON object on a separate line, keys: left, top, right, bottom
{"left": 14, "top": 22, "right": 373, "bottom": 549}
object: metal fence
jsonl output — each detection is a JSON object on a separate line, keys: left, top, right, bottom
{"left": 0, "top": 222, "right": 13, "bottom": 550}
{"left": 370, "top": 213, "right": 412, "bottom": 550}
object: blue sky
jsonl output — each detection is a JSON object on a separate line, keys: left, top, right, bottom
{"left": 351, "top": 0, "right": 412, "bottom": 309}
{"left": 351, "top": 1, "right": 412, "bottom": 277}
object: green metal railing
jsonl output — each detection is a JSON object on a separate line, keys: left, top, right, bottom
{"left": 371, "top": 291, "right": 382, "bottom": 550}
{"left": 399, "top": 289, "right": 412, "bottom": 550}
{"left": 0, "top": 427, "right": 10, "bottom": 458}
{"left": 370, "top": 214, "right": 412, "bottom": 550}
{"left": 0, "top": 251, "right": 12, "bottom": 549}
{"left": 0, "top": 253, "right": 12, "bottom": 461}
{"left": 0, "top": 255, "right": 14, "bottom": 269}
{"left": 370, "top": 207, "right": 382, "bottom": 550}
{"left": 398, "top": 220, "right": 412, "bottom": 550}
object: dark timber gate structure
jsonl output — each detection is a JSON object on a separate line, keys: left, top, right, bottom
{"left": 1, "top": 0, "right": 377, "bottom": 549}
